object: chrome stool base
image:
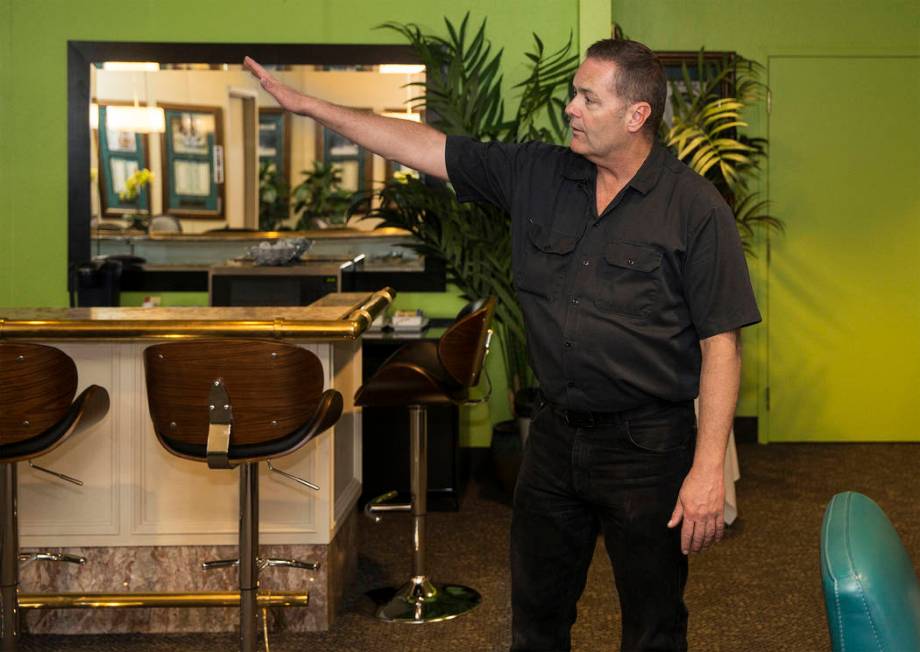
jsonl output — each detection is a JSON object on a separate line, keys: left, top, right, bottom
{"left": 376, "top": 575, "right": 481, "bottom": 623}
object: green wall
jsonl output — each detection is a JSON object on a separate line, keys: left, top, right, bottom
{"left": 613, "top": 0, "right": 920, "bottom": 439}
{"left": 766, "top": 56, "right": 919, "bottom": 442}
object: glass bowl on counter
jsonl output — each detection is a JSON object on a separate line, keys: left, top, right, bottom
{"left": 246, "top": 238, "right": 313, "bottom": 265}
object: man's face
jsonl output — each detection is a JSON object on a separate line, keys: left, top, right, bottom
{"left": 565, "top": 57, "right": 631, "bottom": 160}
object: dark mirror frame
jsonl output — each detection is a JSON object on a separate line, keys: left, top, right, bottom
{"left": 67, "top": 41, "right": 420, "bottom": 288}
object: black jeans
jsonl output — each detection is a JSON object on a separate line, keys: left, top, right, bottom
{"left": 510, "top": 399, "right": 696, "bottom": 652}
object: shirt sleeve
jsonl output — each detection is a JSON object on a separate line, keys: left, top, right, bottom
{"left": 444, "top": 134, "right": 527, "bottom": 213}
{"left": 683, "top": 199, "right": 762, "bottom": 339}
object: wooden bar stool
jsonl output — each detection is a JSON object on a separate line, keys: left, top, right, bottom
{"left": 0, "top": 343, "right": 110, "bottom": 651}
{"left": 355, "top": 297, "right": 495, "bottom": 623}
{"left": 143, "top": 339, "right": 342, "bottom": 652}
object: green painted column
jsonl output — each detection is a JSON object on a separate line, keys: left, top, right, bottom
{"left": 579, "top": 0, "right": 612, "bottom": 54}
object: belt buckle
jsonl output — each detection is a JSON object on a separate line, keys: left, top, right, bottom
{"left": 564, "top": 410, "right": 595, "bottom": 428}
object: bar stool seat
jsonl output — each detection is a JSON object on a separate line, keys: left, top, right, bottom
{"left": 355, "top": 297, "right": 495, "bottom": 623}
{"left": 143, "top": 338, "right": 342, "bottom": 652}
{"left": 1, "top": 343, "right": 110, "bottom": 650}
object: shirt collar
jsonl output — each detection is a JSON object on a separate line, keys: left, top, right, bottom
{"left": 628, "top": 141, "right": 667, "bottom": 195}
{"left": 562, "top": 141, "right": 667, "bottom": 195}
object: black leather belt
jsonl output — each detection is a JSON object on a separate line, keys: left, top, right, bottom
{"left": 548, "top": 398, "right": 694, "bottom": 428}
{"left": 549, "top": 404, "right": 622, "bottom": 428}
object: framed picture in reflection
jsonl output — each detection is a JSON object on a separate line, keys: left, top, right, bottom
{"left": 95, "top": 102, "right": 152, "bottom": 217}
{"left": 315, "top": 110, "right": 373, "bottom": 193}
{"left": 159, "top": 103, "right": 224, "bottom": 219}
{"left": 656, "top": 51, "right": 737, "bottom": 130}
{"left": 258, "top": 107, "right": 291, "bottom": 182}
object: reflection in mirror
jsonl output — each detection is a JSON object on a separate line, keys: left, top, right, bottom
{"left": 90, "top": 63, "right": 425, "bottom": 235}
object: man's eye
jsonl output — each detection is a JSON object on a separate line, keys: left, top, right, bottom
{"left": 585, "top": 97, "right": 595, "bottom": 105}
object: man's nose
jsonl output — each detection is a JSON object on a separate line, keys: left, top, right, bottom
{"left": 564, "top": 99, "right": 577, "bottom": 119}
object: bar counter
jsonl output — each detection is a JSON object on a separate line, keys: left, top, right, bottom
{"left": 0, "top": 290, "right": 393, "bottom": 634}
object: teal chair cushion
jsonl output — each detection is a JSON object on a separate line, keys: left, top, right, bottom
{"left": 821, "top": 492, "right": 920, "bottom": 652}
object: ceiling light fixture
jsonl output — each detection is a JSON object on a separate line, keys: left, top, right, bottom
{"left": 379, "top": 64, "right": 426, "bottom": 75}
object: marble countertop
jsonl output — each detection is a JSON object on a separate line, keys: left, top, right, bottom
{"left": 0, "top": 290, "right": 394, "bottom": 341}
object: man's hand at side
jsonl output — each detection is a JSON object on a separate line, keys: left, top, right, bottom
{"left": 667, "top": 329, "right": 741, "bottom": 554}
{"left": 668, "top": 466, "right": 725, "bottom": 554}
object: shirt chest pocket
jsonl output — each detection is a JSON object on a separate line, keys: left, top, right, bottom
{"left": 514, "top": 221, "right": 578, "bottom": 300}
{"left": 593, "top": 241, "right": 662, "bottom": 318}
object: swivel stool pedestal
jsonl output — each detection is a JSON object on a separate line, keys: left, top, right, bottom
{"left": 143, "top": 339, "right": 342, "bottom": 652}
{"left": 0, "top": 343, "right": 110, "bottom": 651}
{"left": 355, "top": 298, "right": 495, "bottom": 623}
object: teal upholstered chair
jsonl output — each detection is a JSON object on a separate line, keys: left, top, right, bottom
{"left": 821, "top": 491, "right": 920, "bottom": 652}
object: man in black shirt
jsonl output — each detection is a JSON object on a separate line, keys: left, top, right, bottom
{"left": 246, "top": 37, "right": 760, "bottom": 651}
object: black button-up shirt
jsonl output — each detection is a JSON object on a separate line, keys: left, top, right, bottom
{"left": 445, "top": 135, "right": 762, "bottom": 412}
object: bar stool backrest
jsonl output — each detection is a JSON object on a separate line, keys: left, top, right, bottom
{"left": 144, "top": 339, "right": 325, "bottom": 452}
{"left": 0, "top": 343, "right": 78, "bottom": 446}
{"left": 437, "top": 297, "right": 496, "bottom": 388}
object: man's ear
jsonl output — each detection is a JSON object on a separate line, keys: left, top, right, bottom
{"left": 626, "top": 102, "right": 652, "bottom": 134}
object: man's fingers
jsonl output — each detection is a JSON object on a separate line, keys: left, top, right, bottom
{"left": 243, "top": 56, "right": 269, "bottom": 82}
{"left": 680, "top": 520, "right": 694, "bottom": 555}
{"left": 702, "top": 518, "right": 716, "bottom": 549}
{"left": 667, "top": 501, "right": 683, "bottom": 529}
{"left": 689, "top": 520, "right": 707, "bottom": 553}
{"left": 715, "top": 520, "right": 726, "bottom": 543}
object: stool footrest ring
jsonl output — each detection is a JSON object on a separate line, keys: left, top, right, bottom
{"left": 364, "top": 489, "right": 412, "bottom": 523}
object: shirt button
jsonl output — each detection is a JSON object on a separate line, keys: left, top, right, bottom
{"left": 570, "top": 297, "right": 579, "bottom": 305}
{"left": 627, "top": 258, "right": 635, "bottom": 265}
{"left": 564, "top": 341, "right": 572, "bottom": 349}
{"left": 582, "top": 259, "right": 590, "bottom": 266}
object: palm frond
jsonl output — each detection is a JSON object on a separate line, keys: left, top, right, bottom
{"left": 732, "top": 191, "right": 784, "bottom": 255}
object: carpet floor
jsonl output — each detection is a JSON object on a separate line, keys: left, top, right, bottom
{"left": 14, "top": 441, "right": 920, "bottom": 651}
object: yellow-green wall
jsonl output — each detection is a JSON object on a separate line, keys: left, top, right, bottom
{"left": 613, "top": 0, "right": 920, "bottom": 440}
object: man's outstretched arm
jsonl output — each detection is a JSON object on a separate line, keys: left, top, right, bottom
{"left": 244, "top": 56, "right": 448, "bottom": 180}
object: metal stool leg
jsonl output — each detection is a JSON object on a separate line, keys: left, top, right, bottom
{"left": 376, "top": 405, "right": 481, "bottom": 623}
{"left": 239, "top": 463, "right": 259, "bottom": 652}
{"left": 1, "top": 464, "right": 19, "bottom": 651}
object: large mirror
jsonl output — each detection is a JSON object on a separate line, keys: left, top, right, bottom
{"left": 68, "top": 42, "right": 426, "bottom": 277}
{"left": 90, "top": 62, "right": 424, "bottom": 233}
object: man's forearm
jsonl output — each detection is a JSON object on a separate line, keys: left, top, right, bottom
{"left": 245, "top": 56, "right": 448, "bottom": 179}
{"left": 293, "top": 95, "right": 448, "bottom": 180}
{"left": 694, "top": 330, "right": 742, "bottom": 473}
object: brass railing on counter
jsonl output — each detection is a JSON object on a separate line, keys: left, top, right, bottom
{"left": 0, "top": 288, "right": 394, "bottom": 341}
{"left": 93, "top": 226, "right": 412, "bottom": 241}
{"left": 18, "top": 591, "right": 310, "bottom": 609}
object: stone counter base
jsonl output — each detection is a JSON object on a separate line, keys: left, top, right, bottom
{"left": 19, "top": 508, "right": 358, "bottom": 634}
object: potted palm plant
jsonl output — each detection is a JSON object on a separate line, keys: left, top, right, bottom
{"left": 292, "top": 161, "right": 357, "bottom": 229}
{"left": 662, "top": 50, "right": 783, "bottom": 251}
{"left": 370, "top": 15, "right": 579, "bottom": 413}
{"left": 258, "top": 160, "right": 291, "bottom": 231}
